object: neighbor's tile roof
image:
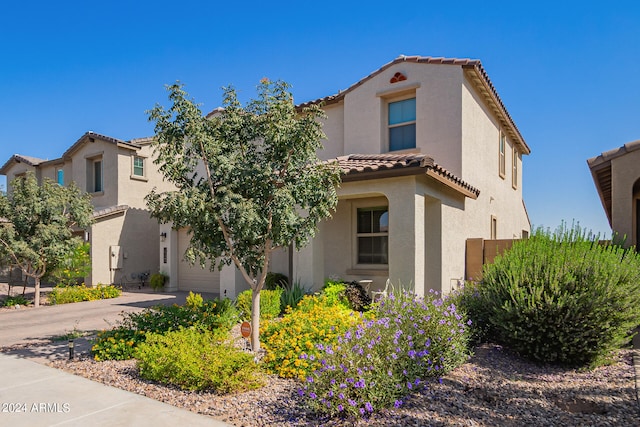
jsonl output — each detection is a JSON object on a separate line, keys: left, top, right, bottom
{"left": 297, "top": 55, "right": 529, "bottom": 155}
{"left": 0, "top": 154, "right": 48, "bottom": 175}
{"left": 93, "top": 205, "right": 129, "bottom": 220}
{"left": 586, "top": 139, "right": 640, "bottom": 226}
{"left": 334, "top": 153, "right": 480, "bottom": 199}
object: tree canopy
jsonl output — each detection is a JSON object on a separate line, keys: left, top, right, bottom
{"left": 146, "top": 79, "right": 340, "bottom": 349}
{"left": 0, "top": 173, "right": 94, "bottom": 306}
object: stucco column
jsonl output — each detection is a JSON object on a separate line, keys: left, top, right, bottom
{"left": 386, "top": 181, "right": 426, "bottom": 296}
{"left": 220, "top": 263, "right": 237, "bottom": 299}
{"left": 293, "top": 222, "right": 326, "bottom": 291}
{"left": 159, "top": 223, "right": 178, "bottom": 291}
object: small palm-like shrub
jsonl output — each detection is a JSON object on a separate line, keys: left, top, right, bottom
{"left": 260, "top": 294, "right": 364, "bottom": 379}
{"left": 280, "top": 280, "right": 309, "bottom": 312}
{"left": 265, "top": 272, "right": 289, "bottom": 290}
{"left": 136, "top": 327, "right": 264, "bottom": 393}
{"left": 2, "top": 295, "right": 30, "bottom": 307}
{"left": 300, "top": 288, "right": 471, "bottom": 417}
{"left": 469, "top": 224, "right": 640, "bottom": 367}
{"left": 235, "top": 288, "right": 282, "bottom": 320}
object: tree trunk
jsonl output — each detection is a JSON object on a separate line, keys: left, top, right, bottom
{"left": 34, "top": 276, "right": 40, "bottom": 307}
{"left": 250, "top": 288, "right": 261, "bottom": 351}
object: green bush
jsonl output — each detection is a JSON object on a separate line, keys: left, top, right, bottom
{"left": 46, "top": 242, "right": 91, "bottom": 287}
{"left": 136, "top": 327, "right": 264, "bottom": 392}
{"left": 2, "top": 295, "right": 29, "bottom": 307}
{"left": 265, "top": 272, "right": 288, "bottom": 290}
{"left": 49, "top": 284, "right": 121, "bottom": 305}
{"left": 91, "top": 297, "right": 238, "bottom": 361}
{"left": 321, "top": 280, "right": 350, "bottom": 310}
{"left": 301, "top": 287, "right": 471, "bottom": 417}
{"left": 185, "top": 291, "right": 204, "bottom": 309}
{"left": 470, "top": 224, "right": 640, "bottom": 367}
{"left": 235, "top": 288, "right": 283, "bottom": 320}
{"left": 149, "top": 272, "right": 167, "bottom": 290}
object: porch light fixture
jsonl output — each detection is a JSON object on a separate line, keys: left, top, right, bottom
{"left": 160, "top": 232, "right": 167, "bottom": 241}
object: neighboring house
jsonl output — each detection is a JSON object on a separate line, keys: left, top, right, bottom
{"left": 159, "top": 55, "right": 531, "bottom": 297}
{"left": 587, "top": 140, "right": 640, "bottom": 248}
{"left": 0, "top": 132, "right": 175, "bottom": 287}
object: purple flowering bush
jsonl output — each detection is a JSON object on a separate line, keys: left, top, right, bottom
{"left": 299, "top": 288, "right": 471, "bottom": 417}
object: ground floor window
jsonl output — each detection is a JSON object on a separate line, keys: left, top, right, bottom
{"left": 357, "top": 207, "right": 389, "bottom": 264}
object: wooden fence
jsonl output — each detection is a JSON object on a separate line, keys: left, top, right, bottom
{"left": 465, "top": 238, "right": 519, "bottom": 281}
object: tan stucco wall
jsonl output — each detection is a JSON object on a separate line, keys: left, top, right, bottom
{"left": 461, "top": 76, "right": 530, "bottom": 240}
{"left": 610, "top": 149, "right": 640, "bottom": 246}
{"left": 339, "top": 63, "right": 463, "bottom": 175}
{"left": 90, "top": 208, "right": 160, "bottom": 287}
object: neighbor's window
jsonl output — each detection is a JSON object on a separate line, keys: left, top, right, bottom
{"left": 57, "top": 169, "right": 64, "bottom": 186}
{"left": 93, "top": 160, "right": 103, "bottom": 192}
{"left": 499, "top": 133, "right": 506, "bottom": 178}
{"left": 512, "top": 147, "right": 518, "bottom": 189}
{"left": 388, "top": 98, "right": 416, "bottom": 151}
{"left": 133, "top": 156, "right": 144, "bottom": 177}
{"left": 357, "top": 207, "right": 389, "bottom": 264}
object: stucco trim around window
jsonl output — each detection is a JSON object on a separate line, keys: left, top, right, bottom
{"left": 512, "top": 147, "right": 518, "bottom": 189}
{"left": 499, "top": 132, "right": 506, "bottom": 179}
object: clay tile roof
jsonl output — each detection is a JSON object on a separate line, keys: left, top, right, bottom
{"left": 0, "top": 154, "right": 48, "bottom": 175}
{"left": 587, "top": 139, "right": 640, "bottom": 226}
{"left": 63, "top": 131, "right": 141, "bottom": 159}
{"left": 93, "top": 205, "right": 129, "bottom": 220}
{"left": 334, "top": 153, "right": 480, "bottom": 199}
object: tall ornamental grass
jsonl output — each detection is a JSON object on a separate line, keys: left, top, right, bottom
{"left": 471, "top": 224, "right": 640, "bottom": 367}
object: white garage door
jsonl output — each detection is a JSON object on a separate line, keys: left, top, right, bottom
{"left": 177, "top": 229, "right": 220, "bottom": 294}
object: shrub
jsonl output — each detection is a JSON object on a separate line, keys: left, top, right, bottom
{"left": 300, "top": 288, "right": 471, "bottom": 417}
{"left": 136, "top": 327, "right": 264, "bottom": 393}
{"left": 321, "top": 280, "right": 350, "bottom": 310}
{"left": 46, "top": 242, "right": 91, "bottom": 287}
{"left": 265, "top": 272, "right": 289, "bottom": 290}
{"left": 91, "top": 297, "right": 238, "bottom": 360}
{"left": 260, "top": 294, "right": 364, "bottom": 379}
{"left": 149, "top": 272, "right": 167, "bottom": 290}
{"left": 49, "top": 284, "right": 121, "bottom": 304}
{"left": 185, "top": 291, "right": 204, "bottom": 309}
{"left": 472, "top": 224, "right": 640, "bottom": 367}
{"left": 235, "top": 288, "right": 283, "bottom": 320}
{"left": 2, "top": 295, "right": 29, "bottom": 307}
{"left": 343, "top": 281, "right": 372, "bottom": 312}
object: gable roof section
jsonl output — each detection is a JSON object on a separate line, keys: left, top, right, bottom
{"left": 63, "top": 131, "right": 141, "bottom": 159}
{"left": 0, "top": 154, "right": 47, "bottom": 175}
{"left": 297, "top": 55, "right": 530, "bottom": 155}
{"left": 335, "top": 153, "right": 479, "bottom": 199}
{"left": 587, "top": 139, "right": 640, "bottom": 226}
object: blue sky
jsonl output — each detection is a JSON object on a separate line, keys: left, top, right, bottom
{"left": 1, "top": 1, "right": 638, "bottom": 236}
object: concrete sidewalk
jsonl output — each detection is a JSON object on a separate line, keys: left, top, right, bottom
{"left": 0, "top": 353, "right": 230, "bottom": 427}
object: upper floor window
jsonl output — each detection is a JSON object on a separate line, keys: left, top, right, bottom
{"left": 499, "top": 133, "right": 506, "bottom": 178}
{"left": 56, "top": 169, "right": 64, "bottom": 186}
{"left": 92, "top": 159, "right": 103, "bottom": 193}
{"left": 133, "top": 156, "right": 144, "bottom": 177}
{"left": 357, "top": 207, "right": 389, "bottom": 265}
{"left": 512, "top": 147, "right": 518, "bottom": 189}
{"left": 388, "top": 98, "right": 416, "bottom": 151}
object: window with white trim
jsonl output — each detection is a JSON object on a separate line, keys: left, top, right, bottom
{"left": 133, "top": 156, "right": 144, "bottom": 177}
{"left": 388, "top": 98, "right": 416, "bottom": 151}
{"left": 357, "top": 207, "right": 389, "bottom": 264}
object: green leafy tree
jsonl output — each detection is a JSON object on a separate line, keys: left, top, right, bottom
{"left": 146, "top": 80, "right": 340, "bottom": 350}
{"left": 0, "top": 173, "right": 94, "bottom": 306}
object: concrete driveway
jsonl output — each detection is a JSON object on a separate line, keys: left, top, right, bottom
{"left": 0, "top": 289, "right": 217, "bottom": 348}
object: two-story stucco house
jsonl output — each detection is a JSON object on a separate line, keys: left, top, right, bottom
{"left": 0, "top": 132, "right": 175, "bottom": 287}
{"left": 588, "top": 140, "right": 640, "bottom": 248}
{"left": 158, "top": 55, "right": 531, "bottom": 298}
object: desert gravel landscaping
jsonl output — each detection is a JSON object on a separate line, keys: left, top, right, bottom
{"left": 40, "top": 342, "right": 638, "bottom": 427}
